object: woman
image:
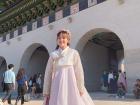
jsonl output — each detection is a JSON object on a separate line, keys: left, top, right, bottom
{"left": 43, "top": 29, "right": 95, "bottom": 105}
{"left": 15, "top": 68, "right": 28, "bottom": 105}
{"left": 117, "top": 70, "right": 127, "bottom": 91}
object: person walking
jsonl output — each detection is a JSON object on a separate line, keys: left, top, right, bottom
{"left": 2, "top": 64, "right": 15, "bottom": 105}
{"left": 15, "top": 68, "right": 28, "bottom": 105}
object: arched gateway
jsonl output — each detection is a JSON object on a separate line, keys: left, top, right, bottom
{"left": 76, "top": 28, "right": 124, "bottom": 92}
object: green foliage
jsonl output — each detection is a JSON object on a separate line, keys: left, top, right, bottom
{"left": 26, "top": 10, "right": 32, "bottom": 21}
{"left": 50, "top": 0, "right": 57, "bottom": 10}
{"left": 57, "top": 0, "right": 64, "bottom": 7}
{"left": 0, "top": 0, "right": 78, "bottom": 34}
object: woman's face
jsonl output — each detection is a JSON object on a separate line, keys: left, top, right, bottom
{"left": 57, "top": 33, "right": 69, "bottom": 49}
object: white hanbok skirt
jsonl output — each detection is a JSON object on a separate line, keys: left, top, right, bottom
{"left": 44, "top": 66, "right": 95, "bottom": 105}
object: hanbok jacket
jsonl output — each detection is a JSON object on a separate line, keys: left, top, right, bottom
{"left": 43, "top": 47, "right": 85, "bottom": 95}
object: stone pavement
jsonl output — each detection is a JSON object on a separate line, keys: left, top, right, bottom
{"left": 0, "top": 92, "right": 140, "bottom": 105}
{"left": 91, "top": 92, "right": 140, "bottom": 105}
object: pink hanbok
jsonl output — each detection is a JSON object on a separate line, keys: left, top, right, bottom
{"left": 43, "top": 47, "right": 95, "bottom": 105}
{"left": 118, "top": 72, "right": 127, "bottom": 91}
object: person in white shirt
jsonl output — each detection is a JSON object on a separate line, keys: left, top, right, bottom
{"left": 2, "top": 64, "right": 15, "bottom": 105}
{"left": 108, "top": 71, "right": 114, "bottom": 93}
{"left": 108, "top": 71, "right": 114, "bottom": 84}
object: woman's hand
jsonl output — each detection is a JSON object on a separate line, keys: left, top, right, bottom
{"left": 43, "top": 94, "right": 50, "bottom": 104}
{"left": 43, "top": 94, "right": 50, "bottom": 99}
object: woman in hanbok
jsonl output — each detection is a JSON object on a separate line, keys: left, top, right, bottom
{"left": 117, "top": 70, "right": 127, "bottom": 91}
{"left": 43, "top": 29, "right": 95, "bottom": 105}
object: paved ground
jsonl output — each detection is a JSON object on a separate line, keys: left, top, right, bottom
{"left": 91, "top": 92, "right": 140, "bottom": 105}
{"left": 0, "top": 92, "right": 140, "bottom": 105}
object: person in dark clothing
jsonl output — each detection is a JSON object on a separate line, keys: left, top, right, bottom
{"left": 102, "top": 71, "right": 108, "bottom": 87}
{"left": 133, "top": 79, "right": 140, "bottom": 99}
{"left": 15, "top": 68, "right": 28, "bottom": 105}
{"left": 28, "top": 76, "right": 33, "bottom": 93}
{"left": 32, "top": 74, "right": 37, "bottom": 85}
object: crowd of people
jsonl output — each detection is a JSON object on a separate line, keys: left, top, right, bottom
{"left": 0, "top": 64, "right": 43, "bottom": 105}
{"left": 0, "top": 65, "right": 140, "bottom": 105}
{"left": 101, "top": 70, "right": 140, "bottom": 99}
{"left": 101, "top": 70, "right": 127, "bottom": 98}
{"left": 28, "top": 73, "right": 43, "bottom": 98}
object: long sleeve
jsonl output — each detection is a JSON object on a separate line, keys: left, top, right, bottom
{"left": 43, "top": 56, "right": 54, "bottom": 95}
{"left": 74, "top": 50, "right": 85, "bottom": 93}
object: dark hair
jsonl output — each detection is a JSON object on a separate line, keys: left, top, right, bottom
{"left": 16, "top": 68, "right": 25, "bottom": 80}
{"left": 56, "top": 30, "right": 70, "bottom": 49}
{"left": 8, "top": 64, "right": 14, "bottom": 69}
{"left": 118, "top": 70, "right": 122, "bottom": 73}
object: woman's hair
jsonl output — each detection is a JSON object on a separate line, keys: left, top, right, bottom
{"left": 56, "top": 29, "right": 71, "bottom": 49}
{"left": 118, "top": 70, "right": 122, "bottom": 73}
{"left": 16, "top": 68, "right": 25, "bottom": 80}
